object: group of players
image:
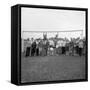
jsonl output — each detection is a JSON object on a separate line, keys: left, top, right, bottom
{"left": 22, "top": 36, "right": 85, "bottom": 57}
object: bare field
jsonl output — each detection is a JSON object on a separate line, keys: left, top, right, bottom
{"left": 21, "top": 55, "right": 86, "bottom": 83}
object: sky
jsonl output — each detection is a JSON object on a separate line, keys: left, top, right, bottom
{"left": 21, "top": 7, "right": 86, "bottom": 40}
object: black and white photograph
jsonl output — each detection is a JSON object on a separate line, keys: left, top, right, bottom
{"left": 20, "top": 6, "right": 87, "bottom": 84}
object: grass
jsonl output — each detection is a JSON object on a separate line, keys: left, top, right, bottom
{"left": 21, "top": 55, "right": 86, "bottom": 83}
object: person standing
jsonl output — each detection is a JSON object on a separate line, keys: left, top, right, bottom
{"left": 36, "top": 40, "right": 39, "bottom": 56}
{"left": 69, "top": 41, "right": 74, "bottom": 56}
{"left": 54, "top": 34, "right": 58, "bottom": 55}
{"left": 38, "top": 40, "right": 43, "bottom": 56}
{"left": 31, "top": 39, "right": 36, "bottom": 56}
{"left": 42, "top": 40, "right": 47, "bottom": 56}
{"left": 62, "top": 40, "right": 66, "bottom": 55}
{"left": 25, "top": 39, "right": 31, "bottom": 57}
{"left": 42, "top": 33, "right": 48, "bottom": 56}
{"left": 76, "top": 44, "right": 79, "bottom": 55}
{"left": 78, "top": 40, "right": 83, "bottom": 56}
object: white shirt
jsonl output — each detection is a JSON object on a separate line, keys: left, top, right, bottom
{"left": 79, "top": 41, "right": 83, "bottom": 48}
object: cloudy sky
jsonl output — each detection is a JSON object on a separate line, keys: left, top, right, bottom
{"left": 21, "top": 7, "right": 86, "bottom": 39}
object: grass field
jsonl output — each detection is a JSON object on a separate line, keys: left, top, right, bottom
{"left": 21, "top": 55, "right": 86, "bottom": 83}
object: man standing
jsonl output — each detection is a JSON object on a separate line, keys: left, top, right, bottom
{"left": 44, "top": 40, "right": 49, "bottom": 56}
{"left": 62, "top": 40, "right": 66, "bottom": 55}
{"left": 36, "top": 40, "right": 39, "bottom": 56}
{"left": 42, "top": 33, "right": 48, "bottom": 56}
{"left": 25, "top": 39, "right": 31, "bottom": 57}
{"left": 31, "top": 38, "right": 36, "bottom": 56}
{"left": 78, "top": 40, "right": 83, "bottom": 56}
{"left": 54, "top": 33, "right": 58, "bottom": 55}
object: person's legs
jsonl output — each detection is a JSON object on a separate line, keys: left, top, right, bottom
{"left": 61, "top": 47, "right": 63, "bottom": 54}
{"left": 63, "top": 47, "right": 65, "bottom": 54}
{"left": 81, "top": 48, "right": 82, "bottom": 56}
{"left": 33, "top": 48, "right": 36, "bottom": 56}
{"left": 25, "top": 47, "right": 30, "bottom": 57}
{"left": 36, "top": 48, "right": 38, "bottom": 56}
{"left": 31, "top": 48, "right": 33, "bottom": 56}
{"left": 46, "top": 48, "right": 48, "bottom": 56}
{"left": 39, "top": 47, "right": 42, "bottom": 56}
{"left": 62, "top": 47, "right": 64, "bottom": 54}
{"left": 72, "top": 47, "right": 74, "bottom": 56}
{"left": 25, "top": 47, "right": 28, "bottom": 57}
{"left": 37, "top": 48, "right": 39, "bottom": 56}
{"left": 31, "top": 48, "right": 34, "bottom": 56}
{"left": 79, "top": 48, "right": 81, "bottom": 56}
{"left": 64, "top": 47, "right": 66, "bottom": 55}
{"left": 36, "top": 48, "right": 39, "bottom": 56}
{"left": 77, "top": 46, "right": 79, "bottom": 55}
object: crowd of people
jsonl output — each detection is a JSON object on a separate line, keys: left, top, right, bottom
{"left": 22, "top": 34, "right": 86, "bottom": 57}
